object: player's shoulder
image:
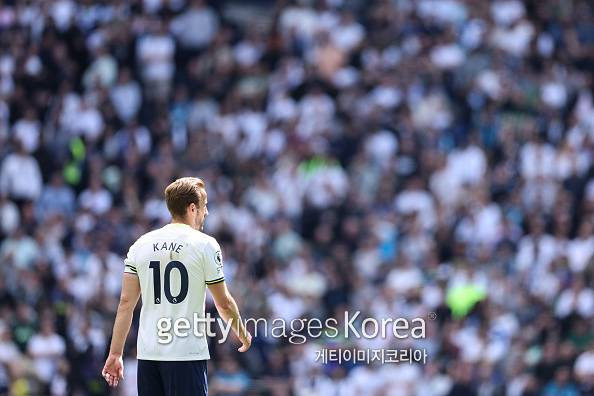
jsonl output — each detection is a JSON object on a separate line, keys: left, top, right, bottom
{"left": 128, "top": 225, "right": 219, "bottom": 253}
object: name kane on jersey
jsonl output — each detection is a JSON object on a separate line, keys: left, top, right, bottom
{"left": 153, "top": 242, "right": 185, "bottom": 253}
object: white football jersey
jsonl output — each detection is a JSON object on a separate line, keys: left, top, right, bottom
{"left": 123, "top": 223, "right": 224, "bottom": 361}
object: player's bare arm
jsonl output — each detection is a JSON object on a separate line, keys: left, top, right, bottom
{"left": 208, "top": 281, "right": 252, "bottom": 352}
{"left": 102, "top": 272, "right": 141, "bottom": 387}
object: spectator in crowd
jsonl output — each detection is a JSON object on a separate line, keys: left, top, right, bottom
{"left": 27, "top": 318, "right": 66, "bottom": 392}
{"left": 0, "top": 141, "right": 42, "bottom": 204}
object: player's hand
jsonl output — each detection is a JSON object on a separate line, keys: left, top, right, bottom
{"left": 102, "top": 353, "right": 124, "bottom": 387}
{"left": 238, "top": 331, "right": 252, "bottom": 352}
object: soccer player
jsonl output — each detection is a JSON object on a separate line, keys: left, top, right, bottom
{"left": 101, "top": 177, "right": 251, "bottom": 395}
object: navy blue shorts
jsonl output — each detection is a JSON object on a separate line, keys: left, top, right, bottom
{"left": 137, "top": 359, "right": 208, "bottom": 396}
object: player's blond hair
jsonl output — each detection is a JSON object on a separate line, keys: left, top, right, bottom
{"left": 164, "top": 177, "right": 206, "bottom": 219}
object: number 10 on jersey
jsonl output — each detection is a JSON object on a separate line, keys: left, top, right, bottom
{"left": 149, "top": 261, "right": 189, "bottom": 304}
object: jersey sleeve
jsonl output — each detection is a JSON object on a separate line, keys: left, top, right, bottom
{"left": 204, "top": 238, "right": 225, "bottom": 285}
{"left": 123, "top": 243, "right": 138, "bottom": 275}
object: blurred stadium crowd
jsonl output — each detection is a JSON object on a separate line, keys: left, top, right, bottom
{"left": 0, "top": 0, "right": 593, "bottom": 395}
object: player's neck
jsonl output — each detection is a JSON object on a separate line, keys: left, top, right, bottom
{"left": 170, "top": 218, "right": 193, "bottom": 228}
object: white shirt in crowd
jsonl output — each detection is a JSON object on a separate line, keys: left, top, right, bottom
{"left": 555, "top": 287, "right": 594, "bottom": 318}
{"left": 28, "top": 332, "right": 66, "bottom": 383}
{"left": 78, "top": 185, "right": 113, "bottom": 215}
{"left": 137, "top": 33, "right": 175, "bottom": 82}
{"left": 170, "top": 5, "right": 219, "bottom": 49}
{"left": 575, "top": 349, "right": 594, "bottom": 379}
{"left": 13, "top": 117, "right": 40, "bottom": 153}
{"left": 0, "top": 198, "right": 19, "bottom": 234}
{"left": 110, "top": 79, "right": 142, "bottom": 123}
{"left": 0, "top": 152, "right": 42, "bottom": 200}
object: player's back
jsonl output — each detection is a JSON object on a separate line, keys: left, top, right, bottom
{"left": 124, "top": 223, "right": 224, "bottom": 361}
